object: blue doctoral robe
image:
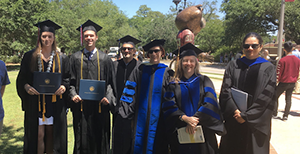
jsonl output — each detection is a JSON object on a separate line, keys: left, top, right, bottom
{"left": 119, "top": 63, "right": 174, "bottom": 154}
{"left": 162, "top": 74, "right": 226, "bottom": 154}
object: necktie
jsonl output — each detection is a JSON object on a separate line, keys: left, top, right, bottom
{"left": 87, "top": 52, "right": 91, "bottom": 60}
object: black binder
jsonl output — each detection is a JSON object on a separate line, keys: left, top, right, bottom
{"left": 33, "top": 72, "right": 61, "bottom": 94}
{"left": 79, "top": 79, "right": 106, "bottom": 101}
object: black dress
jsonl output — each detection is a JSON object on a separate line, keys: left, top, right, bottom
{"left": 17, "top": 49, "right": 70, "bottom": 154}
{"left": 69, "top": 49, "right": 116, "bottom": 154}
{"left": 112, "top": 58, "right": 141, "bottom": 154}
{"left": 219, "top": 57, "right": 276, "bottom": 154}
{"left": 163, "top": 75, "right": 226, "bottom": 154}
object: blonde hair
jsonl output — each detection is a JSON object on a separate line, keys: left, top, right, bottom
{"left": 30, "top": 33, "right": 57, "bottom": 72}
{"left": 172, "top": 56, "right": 200, "bottom": 83}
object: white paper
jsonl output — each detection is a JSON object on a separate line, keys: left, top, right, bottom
{"left": 231, "top": 87, "right": 248, "bottom": 112}
{"left": 177, "top": 125, "right": 205, "bottom": 144}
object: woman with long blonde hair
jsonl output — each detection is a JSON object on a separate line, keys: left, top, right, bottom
{"left": 17, "top": 20, "right": 69, "bottom": 154}
{"left": 163, "top": 43, "right": 226, "bottom": 154}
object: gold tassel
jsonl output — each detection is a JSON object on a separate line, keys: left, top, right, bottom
{"left": 52, "top": 95, "right": 56, "bottom": 102}
{"left": 60, "top": 95, "right": 62, "bottom": 99}
{"left": 99, "top": 102, "right": 101, "bottom": 113}
{"left": 43, "top": 94, "right": 46, "bottom": 122}
{"left": 38, "top": 95, "right": 41, "bottom": 111}
{"left": 81, "top": 100, "right": 83, "bottom": 111}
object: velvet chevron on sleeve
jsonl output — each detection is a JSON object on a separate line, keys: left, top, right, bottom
{"left": 162, "top": 74, "right": 226, "bottom": 154}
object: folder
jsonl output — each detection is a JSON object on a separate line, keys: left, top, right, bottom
{"left": 79, "top": 79, "right": 106, "bottom": 101}
{"left": 231, "top": 87, "right": 248, "bottom": 112}
{"left": 177, "top": 125, "right": 205, "bottom": 144}
{"left": 33, "top": 72, "right": 61, "bottom": 94}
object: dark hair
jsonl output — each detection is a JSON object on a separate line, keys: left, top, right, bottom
{"left": 284, "top": 41, "right": 293, "bottom": 52}
{"left": 242, "top": 32, "right": 263, "bottom": 45}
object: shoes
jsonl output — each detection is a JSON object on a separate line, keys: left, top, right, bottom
{"left": 272, "top": 115, "right": 280, "bottom": 119}
{"left": 282, "top": 116, "right": 288, "bottom": 121}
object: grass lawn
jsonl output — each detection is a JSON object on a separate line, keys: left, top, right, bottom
{"left": 0, "top": 71, "right": 75, "bottom": 153}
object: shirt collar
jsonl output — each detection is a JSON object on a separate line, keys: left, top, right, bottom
{"left": 84, "top": 48, "right": 97, "bottom": 56}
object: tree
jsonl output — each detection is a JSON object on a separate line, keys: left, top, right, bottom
{"left": 221, "top": 0, "right": 300, "bottom": 45}
{"left": 0, "top": 0, "right": 50, "bottom": 56}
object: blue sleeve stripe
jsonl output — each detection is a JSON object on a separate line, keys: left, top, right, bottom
{"left": 204, "top": 97, "right": 219, "bottom": 109}
{"left": 164, "top": 91, "right": 174, "bottom": 98}
{"left": 163, "top": 108, "right": 178, "bottom": 119}
{"left": 125, "top": 80, "right": 137, "bottom": 88}
{"left": 198, "top": 107, "right": 221, "bottom": 120}
{"left": 120, "top": 95, "right": 133, "bottom": 103}
{"left": 162, "top": 101, "right": 175, "bottom": 109}
{"left": 123, "top": 88, "right": 135, "bottom": 96}
{"left": 204, "top": 87, "right": 217, "bottom": 98}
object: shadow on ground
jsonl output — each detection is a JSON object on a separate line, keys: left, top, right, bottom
{"left": 0, "top": 125, "right": 23, "bottom": 153}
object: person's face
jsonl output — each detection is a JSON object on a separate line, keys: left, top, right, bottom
{"left": 121, "top": 43, "right": 135, "bottom": 60}
{"left": 243, "top": 37, "right": 262, "bottom": 60}
{"left": 148, "top": 46, "right": 162, "bottom": 64}
{"left": 41, "top": 32, "right": 54, "bottom": 47}
{"left": 84, "top": 30, "right": 98, "bottom": 48}
{"left": 182, "top": 56, "right": 196, "bottom": 76}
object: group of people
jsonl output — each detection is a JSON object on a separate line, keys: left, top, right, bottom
{"left": 2, "top": 18, "right": 290, "bottom": 154}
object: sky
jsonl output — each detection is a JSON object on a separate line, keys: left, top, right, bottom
{"left": 111, "top": 0, "right": 225, "bottom": 19}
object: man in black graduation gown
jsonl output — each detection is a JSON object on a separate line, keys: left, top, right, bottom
{"left": 69, "top": 20, "right": 116, "bottom": 154}
{"left": 112, "top": 35, "right": 141, "bottom": 154}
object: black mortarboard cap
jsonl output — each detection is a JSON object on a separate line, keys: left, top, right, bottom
{"left": 143, "top": 39, "right": 166, "bottom": 51}
{"left": 173, "top": 43, "right": 202, "bottom": 59}
{"left": 118, "top": 35, "right": 141, "bottom": 46}
{"left": 76, "top": 19, "right": 102, "bottom": 33}
{"left": 34, "top": 20, "right": 61, "bottom": 34}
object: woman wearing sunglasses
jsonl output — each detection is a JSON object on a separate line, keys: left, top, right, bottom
{"left": 219, "top": 32, "right": 276, "bottom": 154}
{"left": 118, "top": 39, "right": 174, "bottom": 154}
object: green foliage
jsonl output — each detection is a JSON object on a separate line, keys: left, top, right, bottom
{"left": 6, "top": 55, "right": 21, "bottom": 63}
{"left": 0, "top": 0, "right": 50, "bottom": 55}
{"left": 221, "top": 0, "right": 300, "bottom": 46}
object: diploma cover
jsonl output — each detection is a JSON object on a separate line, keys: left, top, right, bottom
{"left": 33, "top": 72, "right": 61, "bottom": 94}
{"left": 177, "top": 125, "right": 205, "bottom": 144}
{"left": 79, "top": 79, "right": 106, "bottom": 101}
{"left": 231, "top": 87, "right": 248, "bottom": 112}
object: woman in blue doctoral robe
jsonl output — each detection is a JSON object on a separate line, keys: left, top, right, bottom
{"left": 162, "top": 43, "right": 226, "bottom": 154}
{"left": 118, "top": 39, "right": 174, "bottom": 154}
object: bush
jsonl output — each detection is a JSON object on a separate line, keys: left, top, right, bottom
{"left": 6, "top": 55, "right": 21, "bottom": 63}
{"left": 0, "top": 55, "right": 7, "bottom": 63}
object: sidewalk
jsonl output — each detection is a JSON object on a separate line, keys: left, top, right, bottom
{"left": 210, "top": 78, "right": 300, "bottom": 154}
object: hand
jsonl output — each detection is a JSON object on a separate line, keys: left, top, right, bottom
{"left": 182, "top": 115, "right": 199, "bottom": 128}
{"left": 54, "top": 85, "right": 66, "bottom": 95}
{"left": 72, "top": 95, "right": 82, "bottom": 103}
{"left": 185, "top": 124, "right": 196, "bottom": 134}
{"left": 233, "top": 109, "right": 245, "bottom": 123}
{"left": 25, "top": 84, "right": 39, "bottom": 95}
{"left": 100, "top": 97, "right": 109, "bottom": 105}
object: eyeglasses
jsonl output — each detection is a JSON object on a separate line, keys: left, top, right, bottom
{"left": 121, "top": 47, "right": 134, "bottom": 51}
{"left": 243, "top": 44, "right": 260, "bottom": 49}
{"left": 148, "top": 49, "right": 161, "bottom": 54}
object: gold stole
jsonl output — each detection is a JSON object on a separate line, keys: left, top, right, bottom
{"left": 80, "top": 49, "right": 102, "bottom": 113}
{"left": 38, "top": 53, "right": 61, "bottom": 121}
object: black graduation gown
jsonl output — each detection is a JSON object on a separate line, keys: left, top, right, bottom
{"left": 112, "top": 58, "right": 141, "bottom": 154}
{"left": 219, "top": 58, "right": 276, "bottom": 154}
{"left": 119, "top": 63, "right": 174, "bottom": 154}
{"left": 69, "top": 49, "right": 116, "bottom": 154}
{"left": 162, "top": 75, "right": 226, "bottom": 154}
{"left": 16, "top": 49, "right": 69, "bottom": 154}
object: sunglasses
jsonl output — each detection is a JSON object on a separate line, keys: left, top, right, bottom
{"left": 243, "top": 44, "right": 260, "bottom": 49}
{"left": 121, "top": 47, "right": 134, "bottom": 51}
{"left": 148, "top": 49, "right": 161, "bottom": 54}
